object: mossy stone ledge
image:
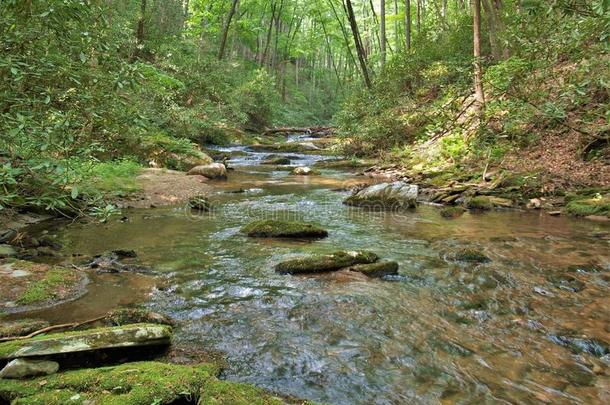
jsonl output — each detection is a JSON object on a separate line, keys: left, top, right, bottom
{"left": 0, "top": 324, "right": 172, "bottom": 360}
{"left": 241, "top": 220, "right": 328, "bottom": 239}
{"left": 275, "top": 251, "right": 379, "bottom": 275}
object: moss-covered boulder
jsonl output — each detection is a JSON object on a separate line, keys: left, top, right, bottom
{"left": 465, "top": 196, "right": 513, "bottom": 210}
{"left": 344, "top": 182, "right": 418, "bottom": 209}
{"left": 276, "top": 251, "right": 379, "bottom": 275}
{"left": 0, "top": 361, "right": 217, "bottom": 405}
{"left": 0, "top": 359, "right": 59, "bottom": 379}
{"left": 0, "top": 361, "right": 291, "bottom": 405}
{"left": 439, "top": 207, "right": 466, "bottom": 219}
{"left": 565, "top": 194, "right": 610, "bottom": 218}
{"left": 347, "top": 261, "right": 399, "bottom": 278}
{"left": 241, "top": 220, "right": 328, "bottom": 239}
{"left": 0, "top": 324, "right": 172, "bottom": 360}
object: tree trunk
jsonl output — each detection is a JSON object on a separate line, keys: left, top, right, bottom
{"left": 136, "top": 0, "right": 147, "bottom": 46}
{"left": 405, "top": 0, "right": 411, "bottom": 49}
{"left": 472, "top": 0, "right": 485, "bottom": 110}
{"left": 345, "top": 0, "right": 372, "bottom": 89}
{"left": 380, "top": 0, "right": 386, "bottom": 66}
{"left": 218, "top": 0, "right": 239, "bottom": 60}
{"left": 416, "top": 0, "right": 421, "bottom": 33}
{"left": 482, "top": 0, "right": 500, "bottom": 61}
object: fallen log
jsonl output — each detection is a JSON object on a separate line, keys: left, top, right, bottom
{"left": 263, "top": 126, "right": 334, "bottom": 136}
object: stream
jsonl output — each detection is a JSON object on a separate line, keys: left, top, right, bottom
{"left": 18, "top": 138, "right": 610, "bottom": 404}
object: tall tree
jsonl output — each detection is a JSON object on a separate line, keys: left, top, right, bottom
{"left": 380, "top": 0, "right": 387, "bottom": 66}
{"left": 218, "top": 0, "right": 239, "bottom": 60}
{"left": 472, "top": 0, "right": 485, "bottom": 110}
{"left": 345, "top": 0, "right": 372, "bottom": 88}
{"left": 405, "top": 0, "right": 411, "bottom": 49}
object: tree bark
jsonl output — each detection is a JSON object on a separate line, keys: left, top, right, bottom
{"left": 136, "top": 0, "right": 147, "bottom": 46}
{"left": 380, "top": 0, "right": 387, "bottom": 66}
{"left": 218, "top": 0, "right": 239, "bottom": 60}
{"left": 344, "top": 0, "right": 372, "bottom": 89}
{"left": 472, "top": 0, "right": 485, "bottom": 110}
{"left": 405, "top": 0, "right": 411, "bottom": 49}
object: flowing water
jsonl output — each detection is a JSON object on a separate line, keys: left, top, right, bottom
{"left": 20, "top": 143, "right": 610, "bottom": 404}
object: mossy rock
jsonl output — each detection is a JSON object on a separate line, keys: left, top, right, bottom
{"left": 347, "top": 261, "right": 399, "bottom": 278}
{"left": 0, "top": 260, "right": 87, "bottom": 311}
{"left": 0, "top": 319, "right": 49, "bottom": 339}
{"left": 241, "top": 220, "right": 328, "bottom": 239}
{"left": 276, "top": 251, "right": 379, "bottom": 275}
{"left": 188, "top": 195, "right": 211, "bottom": 211}
{"left": 447, "top": 248, "right": 491, "bottom": 264}
{"left": 465, "top": 196, "right": 512, "bottom": 210}
{"left": 0, "top": 361, "right": 220, "bottom": 405}
{"left": 565, "top": 194, "right": 610, "bottom": 218}
{"left": 439, "top": 207, "right": 466, "bottom": 219}
{"left": 0, "top": 324, "right": 172, "bottom": 359}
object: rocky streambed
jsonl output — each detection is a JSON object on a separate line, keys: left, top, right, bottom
{"left": 1, "top": 135, "right": 609, "bottom": 404}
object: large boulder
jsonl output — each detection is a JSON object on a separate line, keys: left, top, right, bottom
{"left": 0, "top": 324, "right": 172, "bottom": 359}
{"left": 344, "top": 182, "right": 418, "bottom": 209}
{"left": 275, "top": 251, "right": 379, "bottom": 275}
{"left": 187, "top": 163, "right": 227, "bottom": 180}
{"left": 241, "top": 220, "right": 328, "bottom": 239}
{"left": 0, "top": 359, "right": 59, "bottom": 379}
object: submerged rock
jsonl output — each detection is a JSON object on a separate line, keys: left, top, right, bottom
{"left": 103, "top": 308, "right": 174, "bottom": 327}
{"left": 87, "top": 251, "right": 152, "bottom": 274}
{"left": 0, "top": 324, "right": 172, "bottom": 359}
{"left": 347, "top": 261, "right": 399, "bottom": 278}
{"left": 241, "top": 220, "right": 328, "bottom": 239}
{"left": 447, "top": 248, "right": 491, "bottom": 263}
{"left": 262, "top": 157, "right": 291, "bottom": 165}
{"left": 187, "top": 163, "right": 227, "bottom": 180}
{"left": 344, "top": 182, "right": 418, "bottom": 209}
{"left": 276, "top": 251, "right": 379, "bottom": 275}
{"left": 188, "top": 195, "right": 211, "bottom": 211}
{"left": 439, "top": 207, "right": 466, "bottom": 219}
{"left": 0, "top": 359, "right": 59, "bottom": 379}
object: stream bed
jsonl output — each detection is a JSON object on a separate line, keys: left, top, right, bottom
{"left": 17, "top": 144, "right": 610, "bottom": 404}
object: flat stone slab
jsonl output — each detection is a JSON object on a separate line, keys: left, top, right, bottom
{"left": 0, "top": 324, "right": 172, "bottom": 359}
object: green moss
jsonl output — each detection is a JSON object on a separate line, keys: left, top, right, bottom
{"left": 0, "top": 361, "right": 217, "bottom": 405}
{"left": 449, "top": 248, "right": 491, "bottom": 263}
{"left": 276, "top": 251, "right": 379, "bottom": 275}
{"left": 439, "top": 207, "right": 466, "bottom": 219}
{"left": 347, "top": 261, "right": 399, "bottom": 278}
{"left": 465, "top": 196, "right": 494, "bottom": 210}
{"left": 565, "top": 195, "right": 610, "bottom": 217}
{"left": 0, "top": 361, "right": 308, "bottom": 405}
{"left": 241, "top": 220, "right": 328, "bottom": 239}
{"left": 16, "top": 267, "right": 76, "bottom": 306}
{"left": 199, "top": 380, "right": 285, "bottom": 405}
